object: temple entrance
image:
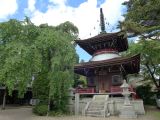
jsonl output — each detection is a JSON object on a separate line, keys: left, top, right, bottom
{"left": 98, "top": 81, "right": 105, "bottom": 93}
{"left": 97, "top": 75, "right": 110, "bottom": 93}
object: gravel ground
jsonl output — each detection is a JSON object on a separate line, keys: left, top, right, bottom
{"left": 0, "top": 106, "right": 158, "bottom": 120}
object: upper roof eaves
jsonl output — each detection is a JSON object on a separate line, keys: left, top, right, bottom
{"left": 75, "top": 31, "right": 127, "bottom": 44}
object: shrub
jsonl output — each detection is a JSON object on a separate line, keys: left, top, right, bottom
{"left": 33, "top": 104, "right": 48, "bottom": 116}
{"left": 32, "top": 73, "right": 49, "bottom": 104}
{"left": 49, "top": 111, "right": 64, "bottom": 116}
{"left": 49, "top": 110, "right": 70, "bottom": 116}
{"left": 136, "top": 85, "right": 156, "bottom": 105}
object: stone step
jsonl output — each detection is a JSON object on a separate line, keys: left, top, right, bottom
{"left": 88, "top": 105, "right": 104, "bottom": 109}
{"left": 93, "top": 95, "right": 109, "bottom": 101}
{"left": 85, "top": 114, "right": 104, "bottom": 117}
{"left": 91, "top": 101, "right": 105, "bottom": 103}
{"left": 90, "top": 103, "right": 105, "bottom": 106}
{"left": 83, "top": 95, "right": 109, "bottom": 117}
{"left": 86, "top": 110, "right": 103, "bottom": 115}
{"left": 86, "top": 110, "right": 105, "bottom": 117}
{"left": 88, "top": 107, "right": 104, "bottom": 111}
{"left": 89, "top": 102, "right": 105, "bottom": 106}
{"left": 89, "top": 104, "right": 104, "bottom": 108}
{"left": 88, "top": 102, "right": 105, "bottom": 107}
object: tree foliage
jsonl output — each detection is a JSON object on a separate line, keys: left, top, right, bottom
{"left": 33, "top": 22, "right": 79, "bottom": 112}
{"left": 136, "top": 84, "right": 156, "bottom": 105}
{"left": 0, "top": 19, "right": 41, "bottom": 97}
{"left": 122, "top": 0, "right": 160, "bottom": 39}
{"left": 122, "top": 0, "right": 160, "bottom": 91}
{"left": 0, "top": 18, "right": 79, "bottom": 112}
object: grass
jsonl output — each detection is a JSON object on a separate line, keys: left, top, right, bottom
{"left": 151, "top": 110, "right": 160, "bottom": 120}
{"left": 145, "top": 105, "right": 160, "bottom": 120}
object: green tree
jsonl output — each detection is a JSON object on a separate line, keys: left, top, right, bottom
{"left": 0, "top": 19, "right": 79, "bottom": 112}
{"left": 0, "top": 19, "right": 41, "bottom": 109}
{"left": 121, "top": 0, "right": 160, "bottom": 39}
{"left": 32, "top": 22, "right": 79, "bottom": 113}
{"left": 121, "top": 0, "right": 160, "bottom": 91}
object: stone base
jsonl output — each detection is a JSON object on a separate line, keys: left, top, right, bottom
{"left": 119, "top": 105, "right": 137, "bottom": 119}
{"left": 71, "top": 97, "right": 145, "bottom": 116}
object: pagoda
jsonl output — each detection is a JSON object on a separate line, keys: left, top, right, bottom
{"left": 74, "top": 8, "right": 140, "bottom": 93}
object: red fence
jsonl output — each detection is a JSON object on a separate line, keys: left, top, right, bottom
{"left": 75, "top": 88, "right": 95, "bottom": 93}
{"left": 110, "top": 86, "right": 138, "bottom": 99}
{"left": 75, "top": 86, "right": 138, "bottom": 99}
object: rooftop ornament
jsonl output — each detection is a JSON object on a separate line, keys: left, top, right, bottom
{"left": 100, "top": 8, "right": 106, "bottom": 34}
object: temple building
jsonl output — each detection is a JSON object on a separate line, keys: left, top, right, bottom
{"left": 74, "top": 8, "right": 140, "bottom": 93}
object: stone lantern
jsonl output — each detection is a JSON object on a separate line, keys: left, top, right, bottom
{"left": 119, "top": 80, "right": 137, "bottom": 118}
{"left": 120, "top": 80, "right": 131, "bottom": 105}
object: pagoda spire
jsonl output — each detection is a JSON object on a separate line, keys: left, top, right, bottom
{"left": 100, "top": 8, "right": 106, "bottom": 33}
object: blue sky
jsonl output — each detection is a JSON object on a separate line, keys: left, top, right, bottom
{"left": 0, "top": 0, "right": 128, "bottom": 62}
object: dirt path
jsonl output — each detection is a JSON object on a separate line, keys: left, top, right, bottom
{"left": 0, "top": 106, "right": 158, "bottom": 120}
{"left": 0, "top": 107, "right": 32, "bottom": 120}
{"left": 32, "top": 115, "right": 154, "bottom": 120}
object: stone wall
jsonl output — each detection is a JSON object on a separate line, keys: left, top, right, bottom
{"left": 69, "top": 96, "right": 145, "bottom": 115}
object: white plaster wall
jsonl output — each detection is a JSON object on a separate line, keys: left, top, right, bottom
{"left": 90, "top": 53, "right": 120, "bottom": 61}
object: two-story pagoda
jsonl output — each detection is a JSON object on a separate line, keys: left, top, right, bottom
{"left": 74, "top": 8, "right": 140, "bottom": 93}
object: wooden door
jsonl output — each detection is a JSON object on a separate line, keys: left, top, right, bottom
{"left": 99, "top": 75, "right": 105, "bottom": 93}
{"left": 97, "top": 75, "right": 110, "bottom": 93}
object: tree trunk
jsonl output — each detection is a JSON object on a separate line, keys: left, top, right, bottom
{"left": 145, "top": 63, "right": 159, "bottom": 88}
{"left": 158, "top": 77, "right": 160, "bottom": 91}
{"left": 2, "top": 89, "right": 6, "bottom": 110}
{"left": 47, "top": 48, "right": 52, "bottom": 116}
{"left": 47, "top": 96, "right": 50, "bottom": 116}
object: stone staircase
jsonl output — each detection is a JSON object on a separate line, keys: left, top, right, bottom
{"left": 82, "top": 95, "right": 110, "bottom": 117}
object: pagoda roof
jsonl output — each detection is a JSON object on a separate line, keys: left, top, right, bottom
{"left": 74, "top": 54, "right": 140, "bottom": 76}
{"left": 75, "top": 31, "right": 128, "bottom": 55}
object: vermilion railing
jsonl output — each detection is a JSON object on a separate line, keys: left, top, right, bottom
{"left": 75, "top": 86, "right": 138, "bottom": 99}
{"left": 110, "top": 86, "right": 138, "bottom": 99}
{"left": 75, "top": 88, "right": 95, "bottom": 93}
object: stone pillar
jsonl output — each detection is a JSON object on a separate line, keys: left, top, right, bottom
{"left": 109, "top": 99, "right": 115, "bottom": 115}
{"left": 75, "top": 93, "right": 79, "bottom": 115}
{"left": 68, "top": 87, "right": 74, "bottom": 113}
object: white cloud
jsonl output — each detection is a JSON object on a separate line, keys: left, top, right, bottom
{"left": 28, "top": 0, "right": 36, "bottom": 12}
{"left": 0, "top": 0, "right": 18, "bottom": 20}
{"left": 49, "top": 0, "right": 67, "bottom": 6}
{"left": 30, "top": 0, "right": 128, "bottom": 39}
{"left": 102, "top": 0, "right": 126, "bottom": 25}
{"left": 24, "top": 0, "right": 36, "bottom": 16}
